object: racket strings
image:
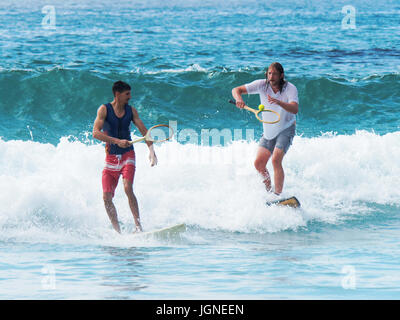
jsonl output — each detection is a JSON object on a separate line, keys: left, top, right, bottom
{"left": 147, "top": 124, "right": 174, "bottom": 142}
{"left": 259, "top": 110, "right": 280, "bottom": 124}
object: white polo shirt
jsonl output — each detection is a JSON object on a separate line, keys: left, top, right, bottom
{"left": 245, "top": 79, "right": 298, "bottom": 140}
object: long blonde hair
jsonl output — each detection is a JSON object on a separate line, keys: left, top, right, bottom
{"left": 265, "top": 62, "right": 287, "bottom": 93}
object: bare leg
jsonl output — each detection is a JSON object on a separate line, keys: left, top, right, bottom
{"left": 123, "top": 179, "right": 142, "bottom": 232}
{"left": 271, "top": 147, "right": 285, "bottom": 195}
{"left": 254, "top": 146, "right": 272, "bottom": 191}
{"left": 103, "top": 192, "right": 121, "bottom": 233}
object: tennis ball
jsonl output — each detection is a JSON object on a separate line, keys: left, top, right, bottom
{"left": 258, "top": 104, "right": 265, "bottom": 111}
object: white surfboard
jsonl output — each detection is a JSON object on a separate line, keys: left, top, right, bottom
{"left": 135, "top": 223, "right": 186, "bottom": 239}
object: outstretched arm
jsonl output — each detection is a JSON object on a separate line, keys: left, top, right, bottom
{"left": 231, "top": 85, "right": 248, "bottom": 109}
{"left": 267, "top": 95, "right": 298, "bottom": 114}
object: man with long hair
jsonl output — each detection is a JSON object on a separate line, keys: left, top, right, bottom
{"left": 232, "top": 62, "right": 299, "bottom": 195}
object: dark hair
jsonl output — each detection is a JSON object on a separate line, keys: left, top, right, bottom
{"left": 112, "top": 81, "right": 131, "bottom": 96}
{"left": 265, "top": 62, "right": 287, "bottom": 93}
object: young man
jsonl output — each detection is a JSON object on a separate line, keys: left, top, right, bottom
{"left": 231, "top": 62, "right": 299, "bottom": 195}
{"left": 93, "top": 81, "right": 157, "bottom": 233}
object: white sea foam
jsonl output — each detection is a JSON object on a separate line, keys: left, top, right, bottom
{"left": 0, "top": 130, "right": 399, "bottom": 244}
{"left": 138, "top": 63, "right": 209, "bottom": 75}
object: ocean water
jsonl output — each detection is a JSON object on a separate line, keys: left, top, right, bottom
{"left": 0, "top": 0, "right": 400, "bottom": 300}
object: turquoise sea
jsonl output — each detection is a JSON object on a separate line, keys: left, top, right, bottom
{"left": 1, "top": 0, "right": 400, "bottom": 300}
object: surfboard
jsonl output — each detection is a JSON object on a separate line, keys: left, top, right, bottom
{"left": 135, "top": 223, "right": 186, "bottom": 239}
{"left": 266, "top": 196, "right": 301, "bottom": 208}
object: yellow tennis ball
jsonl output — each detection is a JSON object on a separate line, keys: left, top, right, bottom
{"left": 258, "top": 104, "right": 265, "bottom": 111}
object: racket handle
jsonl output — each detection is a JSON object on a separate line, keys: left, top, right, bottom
{"left": 229, "top": 99, "right": 249, "bottom": 109}
{"left": 229, "top": 99, "right": 254, "bottom": 113}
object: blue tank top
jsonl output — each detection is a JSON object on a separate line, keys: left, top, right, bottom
{"left": 103, "top": 103, "right": 134, "bottom": 155}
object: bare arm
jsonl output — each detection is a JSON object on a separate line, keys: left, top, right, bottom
{"left": 132, "top": 107, "right": 153, "bottom": 147}
{"left": 132, "top": 107, "right": 158, "bottom": 166}
{"left": 93, "top": 104, "right": 114, "bottom": 144}
{"left": 231, "top": 85, "right": 248, "bottom": 109}
{"left": 267, "top": 95, "right": 299, "bottom": 114}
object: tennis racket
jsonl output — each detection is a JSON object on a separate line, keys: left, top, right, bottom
{"left": 129, "top": 124, "right": 174, "bottom": 144}
{"left": 228, "top": 99, "right": 280, "bottom": 124}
